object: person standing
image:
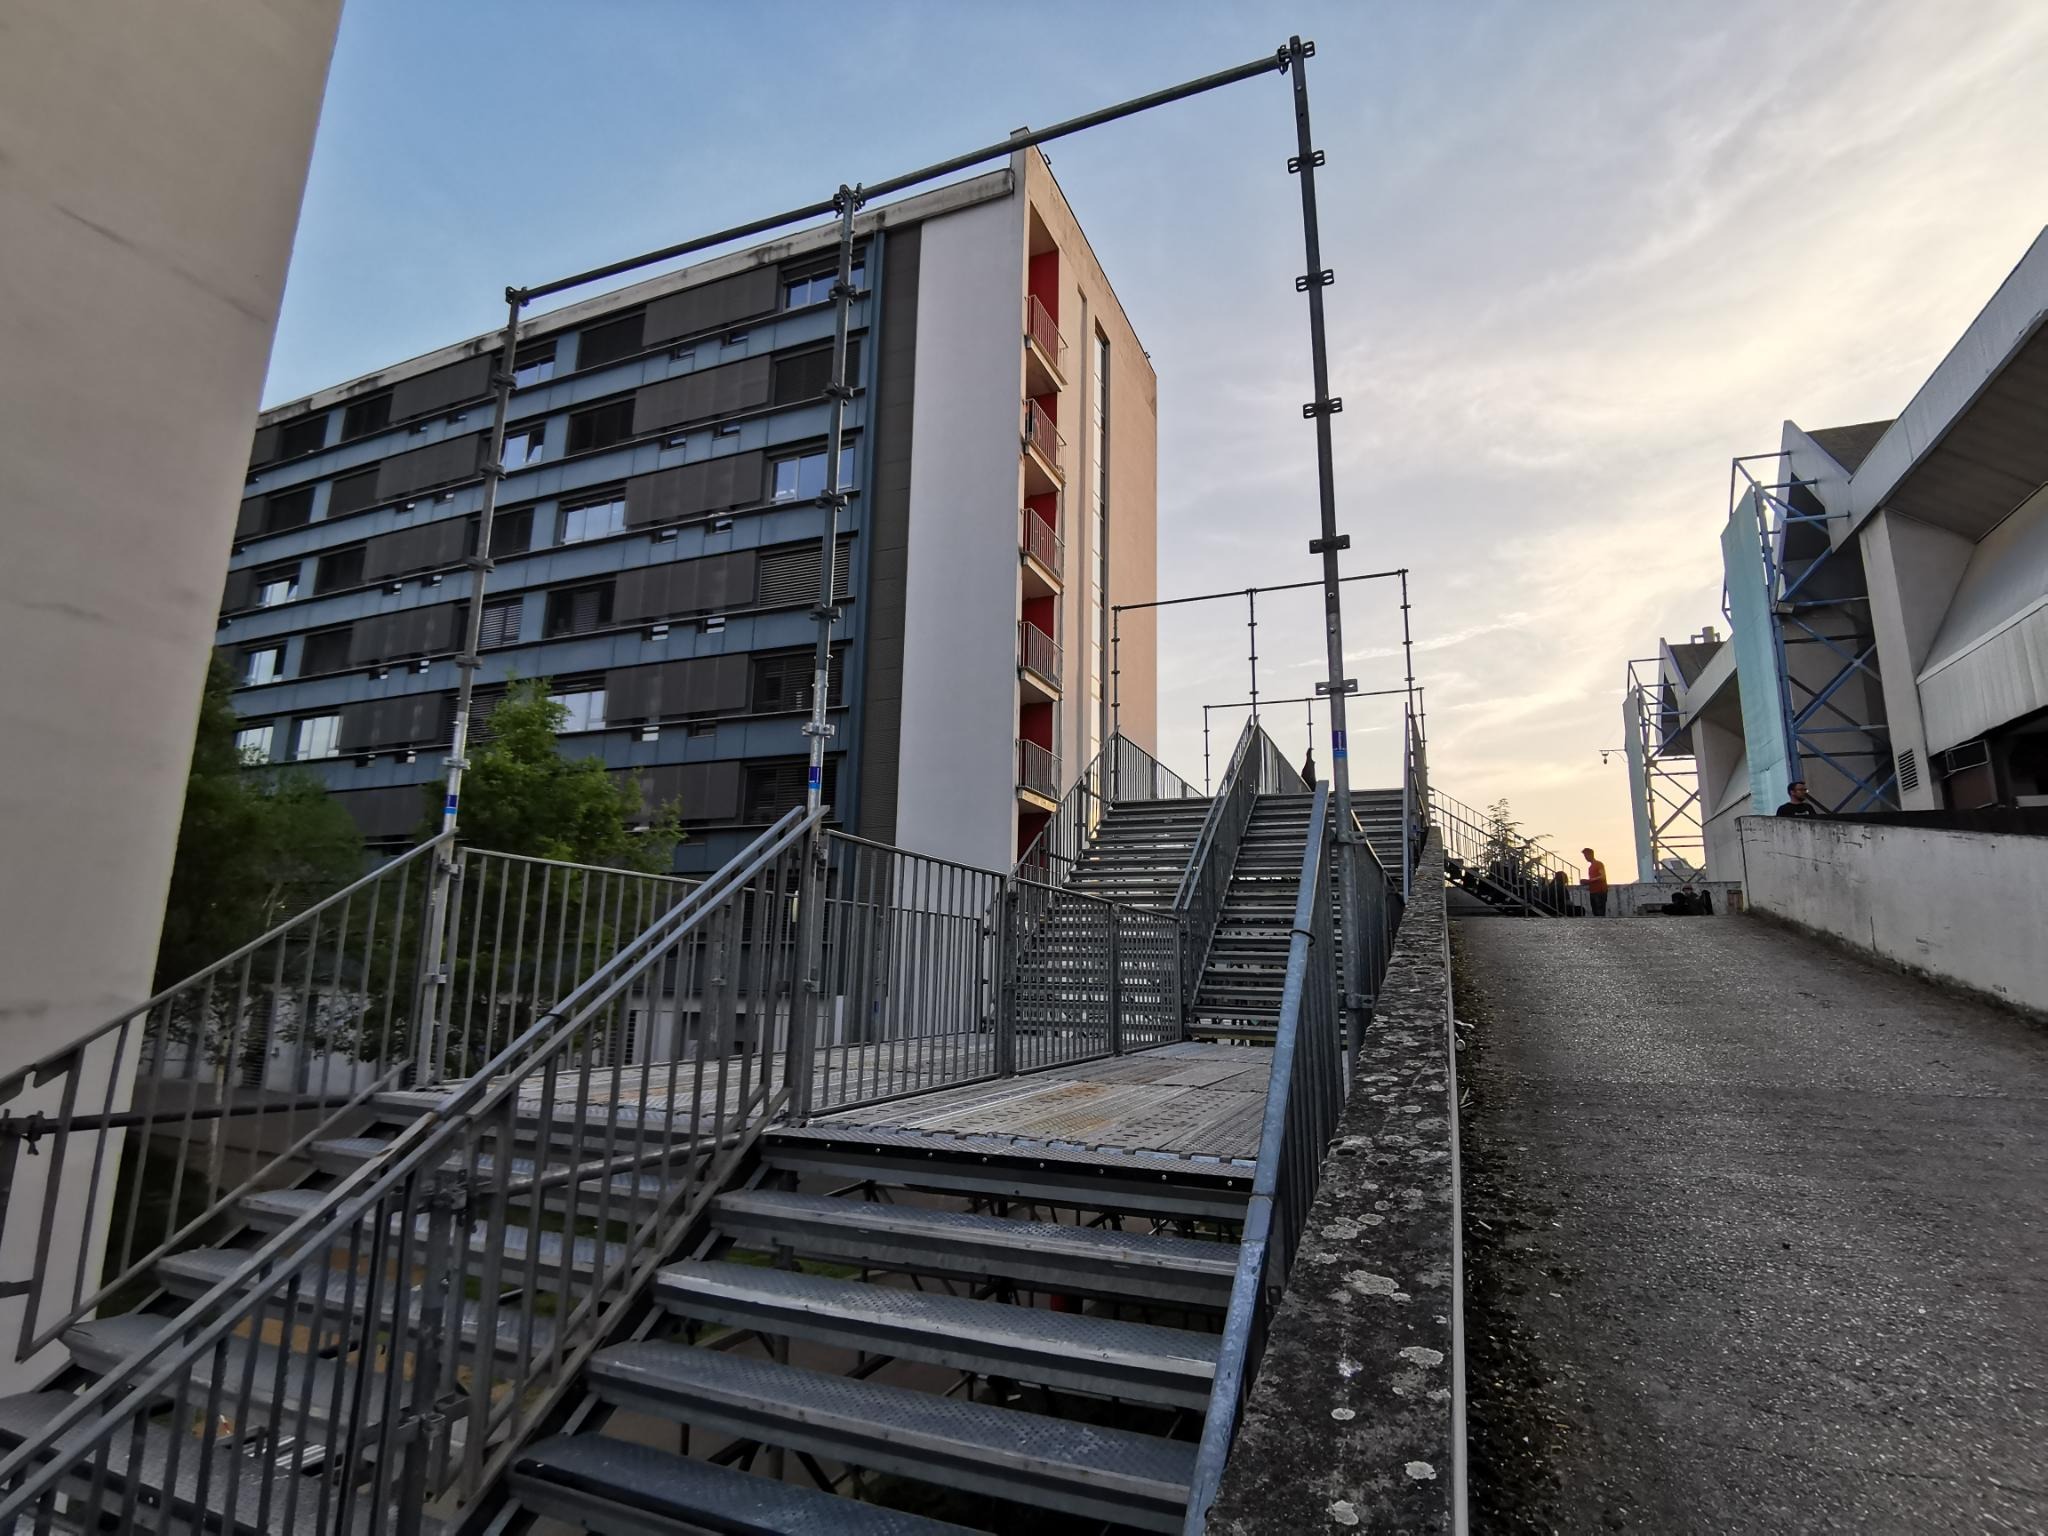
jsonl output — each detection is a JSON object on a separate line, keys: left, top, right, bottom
{"left": 1581, "top": 847, "right": 1610, "bottom": 917}
{"left": 1300, "top": 748, "right": 1317, "bottom": 786}
{"left": 1777, "top": 779, "right": 1826, "bottom": 817}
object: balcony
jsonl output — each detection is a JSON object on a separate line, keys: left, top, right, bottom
{"left": 1017, "top": 737, "right": 1060, "bottom": 808}
{"left": 1022, "top": 400, "right": 1065, "bottom": 496}
{"left": 1020, "top": 504, "right": 1063, "bottom": 596}
{"left": 1018, "top": 620, "right": 1062, "bottom": 700}
{"left": 1024, "top": 295, "right": 1067, "bottom": 396}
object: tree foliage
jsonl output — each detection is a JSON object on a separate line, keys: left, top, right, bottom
{"left": 154, "top": 656, "right": 363, "bottom": 992}
{"left": 428, "top": 679, "right": 683, "bottom": 869}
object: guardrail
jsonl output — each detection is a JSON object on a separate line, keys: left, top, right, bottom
{"left": 1174, "top": 718, "right": 1262, "bottom": 1012}
{"left": 1007, "top": 878, "right": 1180, "bottom": 1071}
{"left": 1025, "top": 293, "right": 1067, "bottom": 376}
{"left": 1018, "top": 737, "right": 1060, "bottom": 800}
{"left": 1019, "top": 621, "right": 1062, "bottom": 690}
{"left": 1431, "top": 788, "right": 1580, "bottom": 915}
{"left": 1185, "top": 784, "right": 1346, "bottom": 1530}
{"left": 1021, "top": 505, "right": 1063, "bottom": 574}
{"left": 1023, "top": 399, "right": 1066, "bottom": 469}
{"left": 1111, "top": 733, "right": 1198, "bottom": 802}
{"left": 1017, "top": 732, "right": 1194, "bottom": 890}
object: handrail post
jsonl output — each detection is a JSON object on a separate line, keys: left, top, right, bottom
{"left": 1107, "top": 904, "right": 1124, "bottom": 1057}
{"left": 996, "top": 881, "right": 1019, "bottom": 1078}
{"left": 788, "top": 827, "right": 829, "bottom": 1123}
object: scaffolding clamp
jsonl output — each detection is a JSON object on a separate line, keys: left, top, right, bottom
{"left": 1315, "top": 678, "right": 1358, "bottom": 695}
{"left": 1302, "top": 397, "right": 1344, "bottom": 419}
{"left": 814, "top": 490, "right": 849, "bottom": 511}
{"left": 1295, "top": 268, "right": 1335, "bottom": 291}
{"left": 832, "top": 183, "right": 867, "bottom": 216}
{"left": 1287, "top": 149, "right": 1327, "bottom": 174}
{"left": 812, "top": 603, "right": 843, "bottom": 624}
{"left": 822, "top": 382, "right": 856, "bottom": 403}
{"left": 1308, "top": 534, "right": 1349, "bottom": 554}
{"left": 801, "top": 720, "right": 837, "bottom": 740}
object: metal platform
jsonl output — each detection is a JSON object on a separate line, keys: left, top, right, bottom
{"left": 798, "top": 1041, "right": 1272, "bottom": 1167}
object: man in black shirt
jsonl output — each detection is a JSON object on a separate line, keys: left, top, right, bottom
{"left": 1776, "top": 779, "right": 1826, "bottom": 817}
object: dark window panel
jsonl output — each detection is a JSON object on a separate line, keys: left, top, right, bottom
{"left": 341, "top": 390, "right": 393, "bottom": 442}
{"left": 632, "top": 355, "right": 772, "bottom": 433}
{"left": 544, "top": 581, "right": 615, "bottom": 638}
{"left": 755, "top": 539, "right": 852, "bottom": 609}
{"left": 248, "top": 423, "right": 282, "bottom": 469}
{"left": 487, "top": 506, "right": 533, "bottom": 557}
{"left": 300, "top": 626, "right": 354, "bottom": 675}
{"left": 742, "top": 758, "right": 838, "bottom": 823}
{"left": 263, "top": 486, "right": 314, "bottom": 535}
{"left": 278, "top": 414, "right": 329, "bottom": 459}
{"left": 623, "top": 450, "right": 764, "bottom": 529}
{"left": 330, "top": 784, "right": 428, "bottom": 842}
{"left": 375, "top": 433, "right": 485, "bottom": 501}
{"left": 577, "top": 310, "right": 646, "bottom": 370}
{"left": 565, "top": 398, "right": 637, "bottom": 455}
{"left": 315, "top": 544, "right": 366, "bottom": 595}
{"left": 750, "top": 649, "right": 845, "bottom": 714}
{"left": 643, "top": 267, "right": 782, "bottom": 346}
{"left": 770, "top": 337, "right": 864, "bottom": 406}
{"left": 478, "top": 598, "right": 522, "bottom": 648}
{"left": 391, "top": 355, "right": 492, "bottom": 421}
{"left": 327, "top": 466, "right": 382, "bottom": 518}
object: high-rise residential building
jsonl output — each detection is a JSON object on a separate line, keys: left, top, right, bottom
{"left": 218, "top": 148, "right": 1156, "bottom": 875}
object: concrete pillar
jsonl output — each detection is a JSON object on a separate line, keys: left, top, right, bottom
{"left": 1859, "top": 509, "right": 1973, "bottom": 809}
{"left": 0, "top": 0, "right": 341, "bottom": 1386}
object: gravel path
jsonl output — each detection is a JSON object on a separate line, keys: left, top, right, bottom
{"left": 1454, "top": 914, "right": 2048, "bottom": 1534}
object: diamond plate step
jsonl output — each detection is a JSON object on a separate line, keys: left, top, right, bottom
{"left": 157, "top": 1248, "right": 556, "bottom": 1363}
{"left": 586, "top": 1345, "right": 1196, "bottom": 1532}
{"left": 513, "top": 1435, "right": 983, "bottom": 1535}
{"left": 236, "top": 1188, "right": 625, "bottom": 1282}
{"left": 656, "top": 1261, "right": 1217, "bottom": 1410}
{"left": 711, "top": 1190, "right": 1236, "bottom": 1310}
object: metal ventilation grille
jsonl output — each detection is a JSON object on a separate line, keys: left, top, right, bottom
{"left": 1896, "top": 747, "right": 1920, "bottom": 794}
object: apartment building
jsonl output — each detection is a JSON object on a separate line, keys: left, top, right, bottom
{"left": 219, "top": 148, "right": 1157, "bottom": 875}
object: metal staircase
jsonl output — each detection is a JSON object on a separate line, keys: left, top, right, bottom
{"left": 1066, "top": 799, "right": 1212, "bottom": 908}
{"left": 1190, "top": 795, "right": 1315, "bottom": 1039}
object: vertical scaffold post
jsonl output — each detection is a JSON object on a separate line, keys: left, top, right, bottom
{"left": 1399, "top": 567, "right": 1417, "bottom": 732}
{"left": 1246, "top": 587, "right": 1259, "bottom": 720}
{"left": 1286, "top": 35, "right": 1366, "bottom": 1042}
{"left": 807, "top": 185, "right": 860, "bottom": 814}
{"left": 415, "top": 289, "right": 523, "bottom": 1083}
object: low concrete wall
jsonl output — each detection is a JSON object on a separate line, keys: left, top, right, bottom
{"left": 1576, "top": 880, "right": 1745, "bottom": 918}
{"left": 1209, "top": 833, "right": 1464, "bottom": 1535}
{"left": 1739, "top": 815, "right": 2048, "bottom": 1013}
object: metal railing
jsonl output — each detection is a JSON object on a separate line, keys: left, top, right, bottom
{"left": 1023, "top": 399, "right": 1065, "bottom": 471}
{"left": 1025, "top": 294, "right": 1067, "bottom": 377}
{"left": 1018, "top": 737, "right": 1060, "bottom": 801}
{"left": 800, "top": 833, "right": 1006, "bottom": 1116}
{"left": 1255, "top": 726, "right": 1309, "bottom": 794}
{"left": 1185, "top": 786, "right": 1345, "bottom": 1532}
{"left": 1021, "top": 505, "right": 1063, "bottom": 575}
{"left": 1173, "top": 718, "right": 1262, "bottom": 1011}
{"left": 1431, "top": 788, "right": 1580, "bottom": 915}
{"left": 1016, "top": 732, "right": 1196, "bottom": 890}
{"left": 0, "top": 811, "right": 822, "bottom": 1533}
{"left": 1007, "top": 878, "right": 1180, "bottom": 1072}
{"left": 1019, "top": 620, "right": 1062, "bottom": 690}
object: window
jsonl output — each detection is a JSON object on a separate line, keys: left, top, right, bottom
{"left": 243, "top": 647, "right": 284, "bottom": 686}
{"left": 770, "top": 446, "right": 856, "bottom": 503}
{"left": 550, "top": 688, "right": 606, "bottom": 734}
{"left": 342, "top": 390, "right": 393, "bottom": 441}
{"left": 743, "top": 758, "right": 837, "bottom": 822}
{"left": 487, "top": 507, "right": 533, "bottom": 557}
{"left": 513, "top": 341, "right": 556, "bottom": 388}
{"left": 301, "top": 626, "right": 353, "bottom": 674}
{"left": 278, "top": 414, "right": 328, "bottom": 459}
{"left": 577, "top": 311, "right": 646, "bottom": 370}
{"left": 235, "top": 724, "right": 274, "bottom": 764}
{"left": 501, "top": 423, "right": 546, "bottom": 470}
{"left": 478, "top": 598, "right": 522, "bottom": 647}
{"left": 294, "top": 714, "right": 341, "bottom": 760}
{"left": 783, "top": 263, "right": 864, "bottom": 308}
{"left": 558, "top": 491, "right": 627, "bottom": 545}
{"left": 751, "top": 650, "right": 845, "bottom": 714}
{"left": 263, "top": 486, "right": 314, "bottom": 534}
{"left": 327, "top": 467, "right": 381, "bottom": 519}
{"left": 316, "top": 544, "right": 366, "bottom": 594}
{"left": 545, "top": 581, "right": 614, "bottom": 637}
{"left": 756, "top": 539, "right": 853, "bottom": 608}
{"left": 566, "top": 398, "right": 636, "bottom": 455}
{"left": 771, "top": 338, "right": 864, "bottom": 406}
{"left": 254, "top": 563, "right": 300, "bottom": 608}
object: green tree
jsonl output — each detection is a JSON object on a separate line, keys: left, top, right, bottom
{"left": 430, "top": 679, "right": 683, "bottom": 868}
{"left": 154, "top": 655, "right": 364, "bottom": 992}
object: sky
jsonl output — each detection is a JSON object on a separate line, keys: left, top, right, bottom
{"left": 266, "top": 0, "right": 2048, "bottom": 876}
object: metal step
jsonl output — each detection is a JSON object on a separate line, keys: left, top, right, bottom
{"left": 655, "top": 1261, "right": 1218, "bottom": 1409}
{"left": 0, "top": 1390, "right": 410, "bottom": 1535}
{"left": 711, "top": 1190, "right": 1236, "bottom": 1310}
{"left": 586, "top": 1345, "right": 1196, "bottom": 1532}
{"left": 157, "top": 1248, "right": 557, "bottom": 1364}
{"left": 236, "top": 1188, "right": 625, "bottom": 1283}
{"left": 64, "top": 1314, "right": 386, "bottom": 1438}
{"left": 513, "top": 1435, "right": 983, "bottom": 1535}
{"left": 310, "top": 1138, "right": 668, "bottom": 1210}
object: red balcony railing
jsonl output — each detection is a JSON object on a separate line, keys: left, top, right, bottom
{"left": 1025, "top": 295, "right": 1067, "bottom": 378}
{"left": 1019, "top": 621, "right": 1062, "bottom": 690}
{"left": 1023, "top": 400, "right": 1065, "bottom": 470}
{"left": 1017, "top": 737, "right": 1060, "bottom": 800}
{"left": 1021, "top": 506, "right": 1063, "bottom": 575}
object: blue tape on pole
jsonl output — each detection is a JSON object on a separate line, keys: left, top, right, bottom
{"left": 1331, "top": 728, "right": 1347, "bottom": 759}
{"left": 807, "top": 764, "right": 822, "bottom": 792}
{"left": 444, "top": 794, "right": 460, "bottom": 814}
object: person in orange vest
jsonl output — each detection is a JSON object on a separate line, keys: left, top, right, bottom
{"left": 1581, "top": 847, "right": 1610, "bottom": 917}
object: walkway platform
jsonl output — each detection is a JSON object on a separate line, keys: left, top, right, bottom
{"left": 1456, "top": 915, "right": 2048, "bottom": 1533}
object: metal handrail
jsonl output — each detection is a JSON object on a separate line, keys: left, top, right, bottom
{"left": 1431, "top": 791, "right": 1576, "bottom": 915}
{"left": 1184, "top": 784, "right": 1343, "bottom": 1531}
{"left": 1019, "top": 620, "right": 1062, "bottom": 687}
{"left": 0, "top": 808, "right": 822, "bottom": 1527}
{"left": 1025, "top": 294, "right": 1067, "bottom": 375}
{"left": 1017, "top": 737, "right": 1060, "bottom": 799}
{"left": 1023, "top": 399, "right": 1065, "bottom": 467}
{"left": 1021, "top": 505, "right": 1063, "bottom": 573}
{"left": 1172, "top": 718, "right": 1261, "bottom": 1009}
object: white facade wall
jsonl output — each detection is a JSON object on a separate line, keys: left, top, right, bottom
{"left": 894, "top": 197, "right": 1027, "bottom": 873}
{"left": 1739, "top": 816, "right": 2048, "bottom": 1013}
{"left": 0, "top": 0, "right": 340, "bottom": 1389}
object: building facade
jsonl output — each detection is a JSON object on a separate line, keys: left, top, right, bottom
{"left": 219, "top": 150, "right": 1157, "bottom": 876}
{"left": 1624, "top": 225, "right": 2048, "bottom": 881}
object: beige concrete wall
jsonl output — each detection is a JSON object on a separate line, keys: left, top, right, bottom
{"left": 1021, "top": 150, "right": 1159, "bottom": 763}
{"left": 0, "top": 0, "right": 340, "bottom": 1383}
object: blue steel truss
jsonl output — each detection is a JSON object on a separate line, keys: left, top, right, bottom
{"left": 1723, "top": 456, "right": 1899, "bottom": 815}
{"left": 1624, "top": 655, "right": 1705, "bottom": 881}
